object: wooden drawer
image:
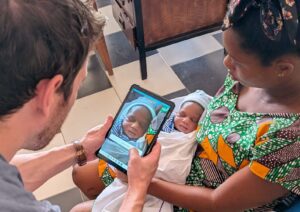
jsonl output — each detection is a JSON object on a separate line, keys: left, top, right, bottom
{"left": 112, "top": 0, "right": 136, "bottom": 47}
{"left": 140, "top": 0, "right": 227, "bottom": 45}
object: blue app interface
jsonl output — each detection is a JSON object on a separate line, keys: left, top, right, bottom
{"left": 98, "top": 87, "right": 171, "bottom": 170}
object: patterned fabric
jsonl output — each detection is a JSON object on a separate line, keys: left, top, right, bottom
{"left": 174, "top": 74, "right": 300, "bottom": 212}
{"left": 162, "top": 113, "right": 176, "bottom": 133}
{"left": 222, "top": 0, "right": 299, "bottom": 45}
{"left": 98, "top": 159, "right": 116, "bottom": 187}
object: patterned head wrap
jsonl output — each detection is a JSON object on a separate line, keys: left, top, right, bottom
{"left": 222, "top": 0, "right": 299, "bottom": 46}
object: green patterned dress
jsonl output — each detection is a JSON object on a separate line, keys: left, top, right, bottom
{"left": 175, "top": 75, "right": 300, "bottom": 211}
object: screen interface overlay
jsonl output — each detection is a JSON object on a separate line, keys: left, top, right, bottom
{"left": 97, "top": 87, "right": 172, "bottom": 171}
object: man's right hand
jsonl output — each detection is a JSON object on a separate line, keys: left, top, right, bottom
{"left": 119, "top": 143, "right": 161, "bottom": 212}
{"left": 127, "top": 143, "right": 161, "bottom": 194}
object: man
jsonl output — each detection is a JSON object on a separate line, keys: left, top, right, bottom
{"left": 0, "top": 0, "right": 160, "bottom": 211}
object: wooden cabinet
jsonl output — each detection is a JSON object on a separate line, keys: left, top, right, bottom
{"left": 112, "top": 0, "right": 228, "bottom": 79}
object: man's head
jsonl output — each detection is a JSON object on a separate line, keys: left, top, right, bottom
{"left": 0, "top": 0, "right": 104, "bottom": 150}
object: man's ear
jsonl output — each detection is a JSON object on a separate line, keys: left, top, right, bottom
{"left": 34, "top": 75, "right": 64, "bottom": 117}
{"left": 275, "top": 60, "right": 294, "bottom": 78}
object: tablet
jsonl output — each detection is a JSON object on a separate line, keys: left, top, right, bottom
{"left": 96, "top": 84, "right": 174, "bottom": 173}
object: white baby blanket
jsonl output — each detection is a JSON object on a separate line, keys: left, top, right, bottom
{"left": 92, "top": 130, "right": 197, "bottom": 212}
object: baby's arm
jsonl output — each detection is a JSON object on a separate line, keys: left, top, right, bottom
{"left": 72, "top": 159, "right": 105, "bottom": 199}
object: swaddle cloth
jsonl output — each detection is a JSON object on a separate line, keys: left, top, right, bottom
{"left": 92, "top": 130, "right": 197, "bottom": 212}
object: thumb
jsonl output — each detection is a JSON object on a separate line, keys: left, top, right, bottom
{"left": 129, "top": 148, "right": 139, "bottom": 160}
{"left": 98, "top": 115, "right": 113, "bottom": 137}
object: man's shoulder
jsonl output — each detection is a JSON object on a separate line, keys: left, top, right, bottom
{"left": 0, "top": 155, "right": 60, "bottom": 212}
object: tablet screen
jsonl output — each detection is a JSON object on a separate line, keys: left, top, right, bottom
{"left": 96, "top": 85, "right": 174, "bottom": 172}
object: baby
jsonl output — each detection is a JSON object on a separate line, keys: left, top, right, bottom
{"left": 100, "top": 97, "right": 157, "bottom": 164}
{"left": 92, "top": 90, "right": 212, "bottom": 212}
{"left": 163, "top": 90, "right": 212, "bottom": 133}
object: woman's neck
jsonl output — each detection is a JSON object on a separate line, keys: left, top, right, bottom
{"left": 237, "top": 84, "right": 300, "bottom": 114}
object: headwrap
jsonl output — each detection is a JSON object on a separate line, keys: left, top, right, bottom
{"left": 222, "top": 0, "right": 299, "bottom": 46}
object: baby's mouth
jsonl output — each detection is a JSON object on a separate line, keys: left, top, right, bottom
{"left": 127, "top": 130, "right": 136, "bottom": 138}
{"left": 179, "top": 125, "right": 188, "bottom": 132}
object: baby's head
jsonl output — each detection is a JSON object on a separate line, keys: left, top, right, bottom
{"left": 174, "top": 91, "right": 212, "bottom": 134}
{"left": 122, "top": 104, "right": 155, "bottom": 139}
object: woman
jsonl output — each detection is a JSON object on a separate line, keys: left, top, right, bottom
{"left": 146, "top": 0, "right": 300, "bottom": 211}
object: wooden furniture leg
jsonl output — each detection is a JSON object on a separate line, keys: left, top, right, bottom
{"left": 95, "top": 35, "right": 114, "bottom": 75}
{"left": 91, "top": 0, "right": 113, "bottom": 75}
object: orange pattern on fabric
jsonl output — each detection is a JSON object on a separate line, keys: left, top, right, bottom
{"left": 108, "top": 166, "right": 117, "bottom": 178}
{"left": 200, "top": 137, "right": 218, "bottom": 164}
{"left": 98, "top": 159, "right": 116, "bottom": 178}
{"left": 250, "top": 161, "right": 270, "bottom": 179}
{"left": 145, "top": 134, "right": 154, "bottom": 144}
{"left": 239, "top": 159, "right": 250, "bottom": 169}
{"left": 217, "top": 136, "right": 237, "bottom": 168}
{"left": 198, "top": 150, "right": 209, "bottom": 159}
{"left": 255, "top": 121, "right": 272, "bottom": 146}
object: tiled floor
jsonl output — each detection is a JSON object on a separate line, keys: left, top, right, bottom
{"left": 17, "top": 1, "right": 228, "bottom": 211}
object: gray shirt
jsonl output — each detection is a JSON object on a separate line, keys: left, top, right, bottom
{"left": 0, "top": 155, "right": 60, "bottom": 212}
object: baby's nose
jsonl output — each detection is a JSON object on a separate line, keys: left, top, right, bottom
{"left": 131, "top": 121, "right": 139, "bottom": 129}
{"left": 182, "top": 117, "right": 190, "bottom": 124}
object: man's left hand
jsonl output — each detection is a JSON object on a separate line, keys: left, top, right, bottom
{"left": 80, "top": 116, "right": 113, "bottom": 161}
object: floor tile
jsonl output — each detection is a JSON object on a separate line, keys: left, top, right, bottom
{"left": 99, "top": 5, "right": 122, "bottom": 36}
{"left": 17, "top": 134, "right": 77, "bottom": 201}
{"left": 97, "top": 0, "right": 111, "bottom": 8}
{"left": 213, "top": 32, "right": 223, "bottom": 46}
{"left": 34, "top": 167, "right": 76, "bottom": 201}
{"left": 46, "top": 188, "right": 83, "bottom": 212}
{"left": 105, "top": 31, "right": 157, "bottom": 68}
{"left": 163, "top": 89, "right": 190, "bottom": 100}
{"left": 108, "top": 54, "right": 185, "bottom": 101}
{"left": 78, "top": 54, "right": 111, "bottom": 99}
{"left": 158, "top": 33, "right": 223, "bottom": 66}
{"left": 61, "top": 88, "right": 121, "bottom": 144}
{"left": 171, "top": 49, "right": 227, "bottom": 96}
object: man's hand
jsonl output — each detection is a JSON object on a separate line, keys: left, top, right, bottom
{"left": 127, "top": 143, "right": 161, "bottom": 193}
{"left": 119, "top": 143, "right": 161, "bottom": 212}
{"left": 80, "top": 116, "right": 113, "bottom": 161}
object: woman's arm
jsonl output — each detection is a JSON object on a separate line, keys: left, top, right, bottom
{"left": 149, "top": 167, "right": 289, "bottom": 212}
{"left": 11, "top": 116, "right": 113, "bottom": 192}
{"left": 72, "top": 159, "right": 105, "bottom": 199}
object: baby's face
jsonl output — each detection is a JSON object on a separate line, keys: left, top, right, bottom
{"left": 174, "top": 102, "right": 204, "bottom": 134}
{"left": 122, "top": 106, "right": 152, "bottom": 139}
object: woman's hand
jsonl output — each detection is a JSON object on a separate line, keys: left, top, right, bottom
{"left": 80, "top": 116, "right": 113, "bottom": 161}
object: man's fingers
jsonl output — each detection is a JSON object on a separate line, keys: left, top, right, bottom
{"left": 98, "top": 115, "right": 113, "bottom": 136}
